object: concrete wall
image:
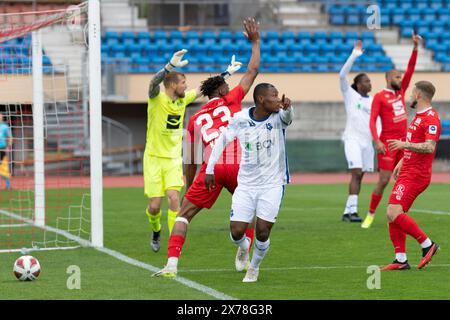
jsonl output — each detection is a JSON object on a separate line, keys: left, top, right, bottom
{"left": 116, "top": 72, "right": 450, "bottom": 104}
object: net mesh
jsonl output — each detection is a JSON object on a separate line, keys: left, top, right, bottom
{"left": 0, "top": 2, "right": 91, "bottom": 252}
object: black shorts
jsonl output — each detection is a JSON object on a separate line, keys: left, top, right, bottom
{"left": 0, "top": 150, "right": 6, "bottom": 161}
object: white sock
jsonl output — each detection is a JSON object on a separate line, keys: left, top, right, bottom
{"left": 395, "top": 253, "right": 407, "bottom": 263}
{"left": 167, "top": 257, "right": 178, "bottom": 268}
{"left": 230, "top": 233, "right": 250, "bottom": 252}
{"left": 420, "top": 238, "right": 432, "bottom": 249}
{"left": 344, "top": 194, "right": 358, "bottom": 214}
{"left": 250, "top": 238, "right": 270, "bottom": 270}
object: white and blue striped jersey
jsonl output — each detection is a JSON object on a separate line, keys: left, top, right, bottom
{"left": 206, "top": 106, "right": 293, "bottom": 188}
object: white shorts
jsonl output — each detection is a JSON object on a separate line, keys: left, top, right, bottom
{"left": 344, "top": 139, "right": 374, "bottom": 172}
{"left": 230, "top": 185, "right": 285, "bottom": 223}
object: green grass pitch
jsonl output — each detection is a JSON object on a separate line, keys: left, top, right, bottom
{"left": 1, "top": 183, "right": 450, "bottom": 299}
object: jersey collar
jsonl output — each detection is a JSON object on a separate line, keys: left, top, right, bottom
{"left": 383, "top": 88, "right": 396, "bottom": 94}
{"left": 249, "top": 107, "right": 271, "bottom": 122}
{"left": 417, "top": 106, "right": 433, "bottom": 114}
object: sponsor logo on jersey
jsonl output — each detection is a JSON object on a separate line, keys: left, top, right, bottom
{"left": 414, "top": 118, "right": 422, "bottom": 125}
{"left": 256, "top": 139, "right": 274, "bottom": 151}
{"left": 166, "top": 114, "right": 181, "bottom": 129}
{"left": 248, "top": 120, "right": 256, "bottom": 127}
{"left": 394, "top": 184, "right": 405, "bottom": 200}
{"left": 266, "top": 123, "right": 273, "bottom": 131}
{"left": 230, "top": 209, "right": 234, "bottom": 217}
{"left": 407, "top": 132, "right": 412, "bottom": 141}
{"left": 429, "top": 125, "right": 437, "bottom": 134}
{"left": 245, "top": 142, "right": 252, "bottom": 151}
{"left": 428, "top": 110, "right": 435, "bottom": 116}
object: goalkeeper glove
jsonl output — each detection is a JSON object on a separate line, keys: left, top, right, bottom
{"left": 221, "top": 55, "right": 242, "bottom": 79}
{"left": 165, "top": 49, "right": 189, "bottom": 72}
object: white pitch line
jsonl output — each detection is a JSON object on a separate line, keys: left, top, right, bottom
{"left": 0, "top": 209, "right": 236, "bottom": 300}
{"left": 0, "top": 223, "right": 30, "bottom": 228}
{"left": 97, "top": 247, "right": 236, "bottom": 300}
{"left": 411, "top": 209, "right": 450, "bottom": 216}
{"left": 180, "top": 264, "right": 450, "bottom": 273}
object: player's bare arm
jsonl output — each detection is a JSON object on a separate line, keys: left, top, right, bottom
{"left": 393, "top": 158, "right": 403, "bottom": 180}
{"left": 387, "top": 139, "right": 436, "bottom": 154}
{"left": 148, "top": 49, "right": 189, "bottom": 98}
{"left": 204, "top": 174, "right": 215, "bottom": 191}
{"left": 148, "top": 69, "right": 167, "bottom": 98}
{"left": 239, "top": 17, "right": 260, "bottom": 94}
{"left": 412, "top": 30, "right": 422, "bottom": 50}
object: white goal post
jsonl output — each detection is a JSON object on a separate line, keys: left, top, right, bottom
{"left": 0, "top": 0, "right": 103, "bottom": 252}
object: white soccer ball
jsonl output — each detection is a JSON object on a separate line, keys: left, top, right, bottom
{"left": 13, "top": 255, "right": 41, "bottom": 281}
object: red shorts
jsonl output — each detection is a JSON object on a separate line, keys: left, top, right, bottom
{"left": 185, "top": 163, "right": 239, "bottom": 209}
{"left": 377, "top": 142, "right": 404, "bottom": 171}
{"left": 388, "top": 176, "right": 430, "bottom": 212}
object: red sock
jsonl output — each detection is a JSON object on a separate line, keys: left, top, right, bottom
{"left": 245, "top": 228, "right": 255, "bottom": 248}
{"left": 369, "top": 193, "right": 382, "bottom": 214}
{"left": 388, "top": 221, "right": 406, "bottom": 253}
{"left": 168, "top": 235, "right": 185, "bottom": 258}
{"left": 393, "top": 213, "right": 428, "bottom": 244}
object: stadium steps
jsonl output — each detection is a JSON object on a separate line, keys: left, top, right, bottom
{"left": 100, "top": 1, "right": 146, "bottom": 30}
{"left": 41, "top": 25, "right": 86, "bottom": 87}
{"left": 383, "top": 44, "right": 441, "bottom": 71}
{"left": 275, "top": 0, "right": 329, "bottom": 28}
{"left": 375, "top": 28, "right": 442, "bottom": 71}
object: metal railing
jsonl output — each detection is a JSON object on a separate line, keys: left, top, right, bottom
{"left": 102, "top": 116, "right": 134, "bottom": 175}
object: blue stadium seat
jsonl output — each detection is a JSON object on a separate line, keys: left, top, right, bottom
{"left": 407, "top": 8, "right": 421, "bottom": 21}
{"left": 297, "top": 32, "right": 311, "bottom": 42}
{"left": 423, "top": 8, "right": 437, "bottom": 22}
{"left": 105, "top": 31, "right": 119, "bottom": 40}
{"left": 152, "top": 30, "right": 167, "bottom": 40}
{"left": 142, "top": 43, "right": 157, "bottom": 56}
{"left": 137, "top": 32, "right": 150, "bottom": 41}
{"left": 330, "top": 15, "right": 345, "bottom": 25}
{"left": 265, "top": 31, "right": 279, "bottom": 41}
{"left": 439, "top": 8, "right": 450, "bottom": 20}
{"left": 430, "top": 0, "right": 444, "bottom": 10}
{"left": 185, "top": 31, "right": 199, "bottom": 41}
{"left": 392, "top": 8, "right": 406, "bottom": 25}
{"left": 122, "top": 31, "right": 135, "bottom": 41}
{"left": 416, "top": 0, "right": 429, "bottom": 10}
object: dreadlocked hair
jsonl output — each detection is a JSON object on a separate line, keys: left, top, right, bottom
{"left": 200, "top": 75, "right": 226, "bottom": 98}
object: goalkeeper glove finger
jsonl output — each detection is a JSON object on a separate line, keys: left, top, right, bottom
{"left": 165, "top": 49, "right": 189, "bottom": 72}
{"left": 221, "top": 55, "right": 242, "bottom": 79}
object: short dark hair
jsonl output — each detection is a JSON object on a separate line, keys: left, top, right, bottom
{"left": 200, "top": 75, "right": 226, "bottom": 98}
{"left": 253, "top": 83, "right": 275, "bottom": 104}
{"left": 415, "top": 80, "right": 436, "bottom": 101}
{"left": 351, "top": 73, "right": 367, "bottom": 91}
{"left": 163, "top": 71, "right": 185, "bottom": 88}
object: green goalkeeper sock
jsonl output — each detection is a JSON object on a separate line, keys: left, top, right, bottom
{"left": 146, "top": 208, "right": 161, "bottom": 233}
{"left": 167, "top": 209, "right": 178, "bottom": 235}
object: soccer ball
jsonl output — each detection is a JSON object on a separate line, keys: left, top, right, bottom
{"left": 13, "top": 255, "right": 41, "bottom": 281}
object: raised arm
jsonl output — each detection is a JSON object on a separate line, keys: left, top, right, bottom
{"left": 339, "top": 40, "right": 363, "bottom": 93}
{"left": 279, "top": 94, "right": 293, "bottom": 127}
{"left": 238, "top": 18, "right": 260, "bottom": 95}
{"left": 401, "top": 32, "right": 421, "bottom": 93}
{"left": 148, "top": 49, "right": 189, "bottom": 99}
{"left": 204, "top": 119, "right": 239, "bottom": 190}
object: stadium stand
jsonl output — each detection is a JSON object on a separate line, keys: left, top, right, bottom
{"left": 0, "top": 36, "right": 53, "bottom": 74}
{"left": 101, "top": 30, "right": 393, "bottom": 73}
{"left": 327, "top": 0, "right": 450, "bottom": 71}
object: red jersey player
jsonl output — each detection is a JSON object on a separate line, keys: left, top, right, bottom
{"left": 153, "top": 17, "right": 260, "bottom": 278}
{"left": 382, "top": 81, "right": 440, "bottom": 270}
{"left": 361, "top": 32, "right": 421, "bottom": 229}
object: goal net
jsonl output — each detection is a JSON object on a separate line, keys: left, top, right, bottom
{"left": 0, "top": 0, "right": 102, "bottom": 253}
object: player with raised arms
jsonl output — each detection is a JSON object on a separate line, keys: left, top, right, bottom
{"left": 144, "top": 47, "right": 246, "bottom": 252}
{"left": 362, "top": 32, "right": 421, "bottom": 229}
{"left": 339, "top": 40, "right": 378, "bottom": 223}
{"left": 205, "top": 84, "right": 293, "bottom": 282}
{"left": 382, "top": 80, "right": 440, "bottom": 270}
{"left": 153, "top": 17, "right": 260, "bottom": 278}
